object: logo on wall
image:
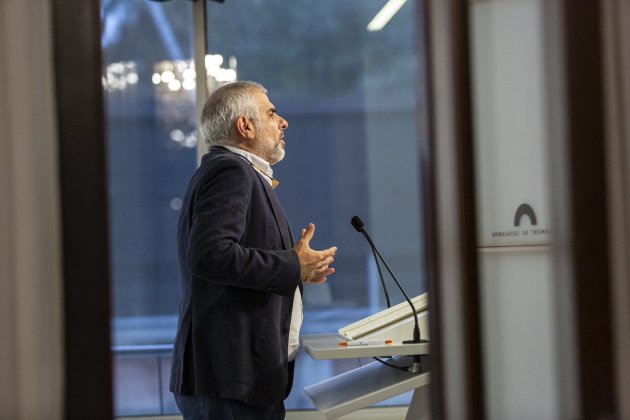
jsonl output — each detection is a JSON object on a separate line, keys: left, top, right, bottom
{"left": 491, "top": 203, "right": 551, "bottom": 239}
{"left": 513, "top": 203, "right": 537, "bottom": 226}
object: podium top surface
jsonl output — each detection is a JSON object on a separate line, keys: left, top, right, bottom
{"left": 301, "top": 333, "right": 430, "bottom": 360}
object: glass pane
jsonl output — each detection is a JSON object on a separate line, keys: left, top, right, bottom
{"left": 203, "top": 0, "right": 427, "bottom": 411}
{"left": 469, "top": 0, "right": 560, "bottom": 418}
{"left": 102, "top": 0, "right": 428, "bottom": 416}
{"left": 101, "top": 0, "right": 195, "bottom": 416}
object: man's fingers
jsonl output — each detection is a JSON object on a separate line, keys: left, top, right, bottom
{"left": 308, "top": 250, "right": 337, "bottom": 275}
{"left": 318, "top": 266, "right": 335, "bottom": 276}
{"left": 305, "top": 267, "right": 335, "bottom": 284}
{"left": 308, "top": 276, "right": 328, "bottom": 284}
{"left": 296, "top": 232, "right": 338, "bottom": 280}
{"left": 311, "top": 265, "right": 334, "bottom": 276}
{"left": 314, "top": 265, "right": 329, "bottom": 275}
{"left": 301, "top": 223, "right": 315, "bottom": 243}
{"left": 318, "top": 256, "right": 334, "bottom": 269}
{"left": 308, "top": 256, "right": 333, "bottom": 273}
{"left": 313, "top": 247, "right": 336, "bottom": 260}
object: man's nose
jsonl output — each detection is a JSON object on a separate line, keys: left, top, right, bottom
{"left": 279, "top": 115, "right": 288, "bottom": 129}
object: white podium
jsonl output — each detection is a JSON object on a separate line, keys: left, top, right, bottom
{"left": 301, "top": 294, "right": 431, "bottom": 419}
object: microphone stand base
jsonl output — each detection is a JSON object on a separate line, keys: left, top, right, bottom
{"left": 402, "top": 339, "right": 430, "bottom": 344}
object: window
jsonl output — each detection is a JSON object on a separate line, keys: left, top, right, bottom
{"left": 102, "top": 0, "right": 195, "bottom": 415}
{"left": 103, "top": 0, "right": 428, "bottom": 415}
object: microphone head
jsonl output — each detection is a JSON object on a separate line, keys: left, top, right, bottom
{"left": 351, "top": 215, "right": 364, "bottom": 232}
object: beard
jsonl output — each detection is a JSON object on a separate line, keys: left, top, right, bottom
{"left": 268, "top": 142, "right": 285, "bottom": 165}
{"left": 257, "top": 137, "right": 285, "bottom": 165}
{"left": 251, "top": 118, "right": 286, "bottom": 165}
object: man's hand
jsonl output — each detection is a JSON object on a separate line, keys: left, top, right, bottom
{"left": 293, "top": 223, "right": 337, "bottom": 284}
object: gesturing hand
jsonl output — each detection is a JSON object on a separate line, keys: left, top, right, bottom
{"left": 293, "top": 223, "right": 337, "bottom": 284}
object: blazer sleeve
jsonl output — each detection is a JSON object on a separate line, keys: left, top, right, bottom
{"left": 185, "top": 158, "right": 300, "bottom": 297}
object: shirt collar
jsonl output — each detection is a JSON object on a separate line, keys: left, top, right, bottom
{"left": 223, "top": 145, "right": 275, "bottom": 186}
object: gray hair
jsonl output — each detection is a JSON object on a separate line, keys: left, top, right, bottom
{"left": 199, "top": 81, "right": 267, "bottom": 147}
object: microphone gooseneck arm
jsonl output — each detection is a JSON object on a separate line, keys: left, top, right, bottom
{"left": 366, "top": 234, "right": 391, "bottom": 308}
{"left": 359, "top": 226, "right": 421, "bottom": 344}
{"left": 353, "top": 215, "right": 391, "bottom": 308}
{"left": 351, "top": 215, "right": 425, "bottom": 373}
{"left": 351, "top": 215, "right": 422, "bottom": 345}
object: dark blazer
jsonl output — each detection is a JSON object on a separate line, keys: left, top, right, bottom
{"left": 169, "top": 146, "right": 302, "bottom": 408}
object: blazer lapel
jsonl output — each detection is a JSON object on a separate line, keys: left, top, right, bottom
{"left": 216, "top": 146, "right": 294, "bottom": 250}
{"left": 256, "top": 175, "right": 293, "bottom": 250}
{"left": 255, "top": 171, "right": 302, "bottom": 294}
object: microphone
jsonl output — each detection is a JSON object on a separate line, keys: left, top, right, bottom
{"left": 351, "top": 215, "right": 425, "bottom": 372}
{"left": 350, "top": 215, "right": 364, "bottom": 232}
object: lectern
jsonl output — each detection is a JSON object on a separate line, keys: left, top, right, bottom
{"left": 301, "top": 293, "right": 431, "bottom": 419}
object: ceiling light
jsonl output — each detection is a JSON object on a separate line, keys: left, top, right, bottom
{"left": 367, "top": 0, "right": 408, "bottom": 32}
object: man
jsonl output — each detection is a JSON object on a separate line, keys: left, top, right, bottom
{"left": 170, "top": 81, "right": 337, "bottom": 420}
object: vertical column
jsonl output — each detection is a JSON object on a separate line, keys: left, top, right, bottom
{"left": 0, "top": 0, "right": 64, "bottom": 418}
{"left": 52, "top": 0, "right": 112, "bottom": 417}
{"left": 602, "top": 1, "right": 630, "bottom": 418}
{"left": 425, "top": 0, "right": 484, "bottom": 418}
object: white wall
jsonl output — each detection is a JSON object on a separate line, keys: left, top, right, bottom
{"left": 0, "top": 1, "right": 64, "bottom": 419}
{"left": 470, "top": 0, "right": 560, "bottom": 418}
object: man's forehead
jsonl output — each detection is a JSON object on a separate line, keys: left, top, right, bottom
{"left": 251, "top": 88, "right": 273, "bottom": 108}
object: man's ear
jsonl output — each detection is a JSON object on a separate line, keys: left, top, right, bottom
{"left": 235, "top": 115, "right": 256, "bottom": 140}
